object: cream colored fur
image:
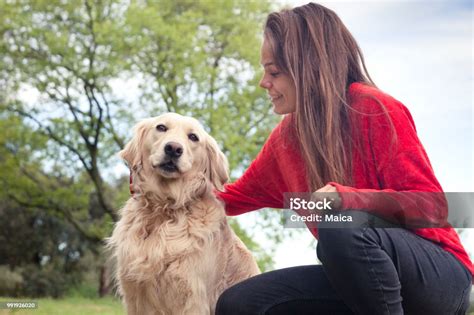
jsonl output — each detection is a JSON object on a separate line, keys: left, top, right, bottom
{"left": 106, "top": 113, "right": 260, "bottom": 315}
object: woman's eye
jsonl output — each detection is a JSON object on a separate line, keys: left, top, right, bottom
{"left": 270, "top": 72, "right": 280, "bottom": 77}
{"left": 188, "top": 133, "right": 199, "bottom": 142}
{"left": 156, "top": 124, "right": 167, "bottom": 132}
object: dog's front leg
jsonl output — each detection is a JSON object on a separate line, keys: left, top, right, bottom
{"left": 120, "top": 282, "right": 141, "bottom": 315}
{"left": 181, "top": 287, "right": 211, "bottom": 315}
{"left": 162, "top": 263, "right": 211, "bottom": 315}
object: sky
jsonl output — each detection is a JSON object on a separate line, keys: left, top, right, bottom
{"left": 245, "top": 0, "right": 474, "bottom": 269}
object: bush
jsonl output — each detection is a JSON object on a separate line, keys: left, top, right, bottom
{"left": 67, "top": 282, "right": 99, "bottom": 299}
{"left": 0, "top": 265, "right": 23, "bottom": 297}
{"left": 20, "top": 264, "right": 71, "bottom": 298}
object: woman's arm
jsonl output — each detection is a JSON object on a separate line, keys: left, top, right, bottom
{"left": 217, "top": 124, "right": 284, "bottom": 216}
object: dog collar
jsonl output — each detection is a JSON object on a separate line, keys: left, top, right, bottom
{"left": 129, "top": 171, "right": 134, "bottom": 195}
{"left": 129, "top": 162, "right": 143, "bottom": 196}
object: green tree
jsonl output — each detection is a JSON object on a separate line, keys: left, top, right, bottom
{"left": 123, "top": 0, "right": 278, "bottom": 169}
{"left": 0, "top": 113, "right": 104, "bottom": 297}
{"left": 1, "top": 0, "right": 285, "bottom": 297}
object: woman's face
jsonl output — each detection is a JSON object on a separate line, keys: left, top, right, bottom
{"left": 259, "top": 38, "right": 296, "bottom": 115}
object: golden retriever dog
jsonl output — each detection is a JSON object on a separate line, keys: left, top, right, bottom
{"left": 107, "top": 113, "right": 260, "bottom": 315}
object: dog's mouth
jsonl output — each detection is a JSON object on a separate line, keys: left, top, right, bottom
{"left": 156, "top": 160, "right": 179, "bottom": 173}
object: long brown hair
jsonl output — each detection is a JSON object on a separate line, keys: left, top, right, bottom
{"left": 264, "top": 2, "right": 375, "bottom": 191}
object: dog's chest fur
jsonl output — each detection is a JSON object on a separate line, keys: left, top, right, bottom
{"left": 113, "top": 196, "right": 226, "bottom": 283}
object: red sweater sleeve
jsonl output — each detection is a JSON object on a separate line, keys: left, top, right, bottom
{"left": 330, "top": 94, "right": 448, "bottom": 228}
{"left": 217, "top": 124, "right": 284, "bottom": 216}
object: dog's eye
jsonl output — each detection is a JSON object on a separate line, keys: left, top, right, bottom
{"left": 156, "top": 124, "right": 167, "bottom": 132}
{"left": 188, "top": 133, "right": 199, "bottom": 142}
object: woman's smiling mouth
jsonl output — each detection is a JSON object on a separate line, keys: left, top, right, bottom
{"left": 269, "top": 95, "right": 283, "bottom": 102}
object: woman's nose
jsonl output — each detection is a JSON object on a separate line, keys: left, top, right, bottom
{"left": 259, "top": 75, "right": 272, "bottom": 89}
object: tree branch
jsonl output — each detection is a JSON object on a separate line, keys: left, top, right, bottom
{"left": 10, "top": 106, "right": 91, "bottom": 171}
{"left": 6, "top": 190, "right": 102, "bottom": 244}
{"left": 99, "top": 91, "right": 125, "bottom": 149}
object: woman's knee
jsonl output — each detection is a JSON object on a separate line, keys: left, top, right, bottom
{"left": 317, "top": 210, "right": 381, "bottom": 262}
{"left": 215, "top": 280, "right": 258, "bottom": 315}
{"left": 215, "top": 285, "right": 241, "bottom": 315}
{"left": 317, "top": 226, "right": 359, "bottom": 264}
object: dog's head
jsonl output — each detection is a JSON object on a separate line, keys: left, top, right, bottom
{"left": 120, "top": 113, "right": 229, "bottom": 199}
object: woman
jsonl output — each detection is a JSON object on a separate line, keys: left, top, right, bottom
{"left": 215, "top": 3, "right": 472, "bottom": 315}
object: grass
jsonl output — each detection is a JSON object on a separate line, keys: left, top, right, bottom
{"left": 0, "top": 297, "right": 125, "bottom": 315}
{"left": 1, "top": 296, "right": 472, "bottom": 314}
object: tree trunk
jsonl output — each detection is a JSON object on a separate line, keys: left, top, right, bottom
{"left": 98, "top": 264, "right": 112, "bottom": 297}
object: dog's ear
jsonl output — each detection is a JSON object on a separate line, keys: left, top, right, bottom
{"left": 205, "top": 136, "right": 229, "bottom": 191}
{"left": 119, "top": 119, "right": 151, "bottom": 169}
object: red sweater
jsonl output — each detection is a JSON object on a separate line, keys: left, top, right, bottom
{"left": 217, "top": 82, "right": 474, "bottom": 277}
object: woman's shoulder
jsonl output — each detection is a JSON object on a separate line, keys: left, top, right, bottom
{"left": 269, "top": 115, "right": 296, "bottom": 141}
{"left": 348, "top": 82, "right": 412, "bottom": 118}
{"left": 348, "top": 82, "right": 417, "bottom": 131}
{"left": 259, "top": 115, "right": 299, "bottom": 157}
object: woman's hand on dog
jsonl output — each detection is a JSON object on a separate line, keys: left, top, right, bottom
{"left": 311, "top": 184, "right": 342, "bottom": 211}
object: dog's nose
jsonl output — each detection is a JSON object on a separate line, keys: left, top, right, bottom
{"left": 164, "top": 142, "right": 183, "bottom": 158}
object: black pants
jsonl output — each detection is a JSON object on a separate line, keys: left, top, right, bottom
{"left": 216, "top": 211, "right": 472, "bottom": 315}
